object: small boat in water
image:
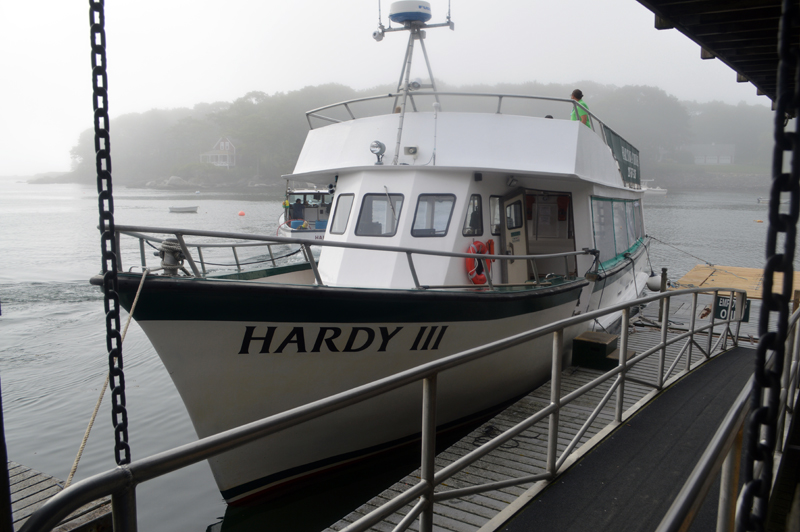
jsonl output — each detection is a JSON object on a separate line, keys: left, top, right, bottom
{"left": 642, "top": 180, "right": 667, "bottom": 195}
{"left": 276, "top": 186, "right": 333, "bottom": 241}
{"left": 97, "top": 2, "right": 651, "bottom": 504}
{"left": 757, "top": 196, "right": 788, "bottom": 204}
{"left": 169, "top": 206, "right": 199, "bottom": 213}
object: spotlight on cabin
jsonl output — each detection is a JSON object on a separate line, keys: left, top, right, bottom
{"left": 370, "top": 141, "right": 386, "bottom": 165}
{"left": 372, "top": 29, "right": 384, "bottom": 42}
{"left": 507, "top": 176, "right": 518, "bottom": 187}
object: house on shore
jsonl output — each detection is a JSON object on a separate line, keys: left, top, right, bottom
{"left": 200, "top": 137, "right": 236, "bottom": 168}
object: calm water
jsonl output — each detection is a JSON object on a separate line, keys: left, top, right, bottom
{"left": 0, "top": 177, "right": 779, "bottom": 531}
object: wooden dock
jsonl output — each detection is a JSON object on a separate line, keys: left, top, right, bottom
{"left": 672, "top": 264, "right": 800, "bottom": 301}
{"left": 7, "top": 462, "right": 111, "bottom": 531}
{"left": 326, "top": 321, "right": 744, "bottom": 532}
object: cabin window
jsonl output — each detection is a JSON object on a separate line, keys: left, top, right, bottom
{"left": 591, "top": 198, "right": 615, "bottom": 264}
{"left": 355, "top": 193, "right": 404, "bottom": 237}
{"left": 490, "top": 196, "right": 501, "bottom": 235}
{"left": 625, "top": 201, "right": 637, "bottom": 249}
{"left": 613, "top": 202, "right": 628, "bottom": 255}
{"left": 591, "top": 197, "right": 644, "bottom": 265}
{"left": 634, "top": 201, "right": 644, "bottom": 240}
{"left": 462, "top": 195, "right": 483, "bottom": 236}
{"left": 412, "top": 194, "right": 455, "bottom": 237}
{"left": 330, "top": 194, "right": 354, "bottom": 234}
{"left": 506, "top": 201, "right": 523, "bottom": 230}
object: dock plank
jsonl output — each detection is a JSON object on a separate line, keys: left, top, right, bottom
{"left": 6, "top": 462, "right": 111, "bottom": 532}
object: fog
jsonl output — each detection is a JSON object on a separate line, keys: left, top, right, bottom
{"left": 1, "top": 0, "right": 772, "bottom": 177}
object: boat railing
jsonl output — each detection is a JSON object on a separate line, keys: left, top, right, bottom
{"left": 114, "top": 224, "right": 596, "bottom": 289}
{"left": 20, "top": 285, "right": 770, "bottom": 532}
{"left": 306, "top": 91, "right": 605, "bottom": 135}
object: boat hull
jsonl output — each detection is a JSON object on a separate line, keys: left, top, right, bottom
{"left": 113, "top": 274, "right": 586, "bottom": 502}
{"left": 276, "top": 224, "right": 326, "bottom": 241}
{"left": 584, "top": 240, "right": 651, "bottom": 332}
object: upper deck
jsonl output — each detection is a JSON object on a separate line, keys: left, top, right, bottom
{"left": 288, "top": 92, "right": 641, "bottom": 191}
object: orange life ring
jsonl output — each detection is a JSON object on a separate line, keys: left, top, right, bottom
{"left": 466, "top": 241, "right": 491, "bottom": 285}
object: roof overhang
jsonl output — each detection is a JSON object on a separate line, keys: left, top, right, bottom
{"left": 636, "top": 0, "right": 792, "bottom": 105}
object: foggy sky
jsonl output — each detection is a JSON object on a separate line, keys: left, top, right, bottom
{"left": 1, "top": 0, "right": 772, "bottom": 176}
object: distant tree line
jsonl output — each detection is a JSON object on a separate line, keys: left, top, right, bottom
{"left": 66, "top": 80, "right": 773, "bottom": 187}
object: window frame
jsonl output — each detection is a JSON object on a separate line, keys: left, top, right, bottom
{"left": 329, "top": 193, "right": 355, "bottom": 235}
{"left": 506, "top": 200, "right": 524, "bottom": 230}
{"left": 410, "top": 193, "right": 456, "bottom": 238}
{"left": 354, "top": 193, "right": 405, "bottom": 237}
{"left": 462, "top": 194, "right": 484, "bottom": 237}
{"left": 489, "top": 195, "right": 502, "bottom": 236}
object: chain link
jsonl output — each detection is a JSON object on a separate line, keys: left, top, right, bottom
{"left": 89, "top": 0, "right": 130, "bottom": 466}
{"left": 736, "top": 1, "right": 798, "bottom": 529}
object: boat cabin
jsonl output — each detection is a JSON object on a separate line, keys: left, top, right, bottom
{"left": 283, "top": 188, "right": 334, "bottom": 230}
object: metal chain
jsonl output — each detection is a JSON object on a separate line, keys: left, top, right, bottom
{"left": 89, "top": 0, "right": 130, "bottom": 466}
{"left": 736, "top": 1, "right": 798, "bottom": 529}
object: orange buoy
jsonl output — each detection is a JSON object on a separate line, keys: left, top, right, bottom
{"left": 238, "top": 211, "right": 245, "bottom": 216}
{"left": 755, "top": 220, "right": 763, "bottom": 223}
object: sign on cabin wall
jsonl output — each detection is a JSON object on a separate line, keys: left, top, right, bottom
{"left": 603, "top": 126, "right": 641, "bottom": 187}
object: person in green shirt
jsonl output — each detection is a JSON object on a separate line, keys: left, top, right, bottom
{"left": 569, "top": 89, "right": 591, "bottom": 128}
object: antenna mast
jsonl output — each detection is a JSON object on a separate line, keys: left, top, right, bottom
{"left": 372, "top": 1, "right": 454, "bottom": 165}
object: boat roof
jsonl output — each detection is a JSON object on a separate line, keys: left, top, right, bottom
{"left": 285, "top": 106, "right": 634, "bottom": 191}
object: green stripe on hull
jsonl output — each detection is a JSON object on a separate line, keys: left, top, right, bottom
{"left": 111, "top": 276, "right": 587, "bottom": 323}
{"left": 209, "top": 262, "right": 312, "bottom": 281}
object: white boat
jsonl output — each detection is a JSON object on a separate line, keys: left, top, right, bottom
{"left": 169, "top": 206, "right": 199, "bottom": 213}
{"left": 96, "top": 4, "right": 651, "bottom": 504}
{"left": 641, "top": 180, "right": 667, "bottom": 195}
{"left": 757, "top": 196, "right": 787, "bottom": 204}
{"left": 276, "top": 186, "right": 333, "bottom": 241}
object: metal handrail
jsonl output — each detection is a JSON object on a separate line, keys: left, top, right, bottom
{"left": 115, "top": 224, "right": 599, "bottom": 289}
{"left": 304, "top": 91, "right": 605, "bottom": 135}
{"left": 19, "top": 286, "right": 749, "bottom": 532}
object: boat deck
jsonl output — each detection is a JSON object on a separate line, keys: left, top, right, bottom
{"left": 326, "top": 303, "right": 760, "bottom": 532}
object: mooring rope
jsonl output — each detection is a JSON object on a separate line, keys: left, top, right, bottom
{"left": 65, "top": 269, "right": 149, "bottom": 488}
{"left": 648, "top": 234, "right": 748, "bottom": 282}
{"left": 648, "top": 235, "right": 714, "bottom": 266}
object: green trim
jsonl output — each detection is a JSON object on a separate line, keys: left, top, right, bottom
{"left": 591, "top": 238, "right": 648, "bottom": 291}
{"left": 599, "top": 238, "right": 645, "bottom": 271}
{"left": 209, "top": 262, "right": 312, "bottom": 281}
{"left": 110, "top": 274, "right": 588, "bottom": 323}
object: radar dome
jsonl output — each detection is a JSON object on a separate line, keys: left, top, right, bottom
{"left": 389, "top": 1, "right": 432, "bottom": 23}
